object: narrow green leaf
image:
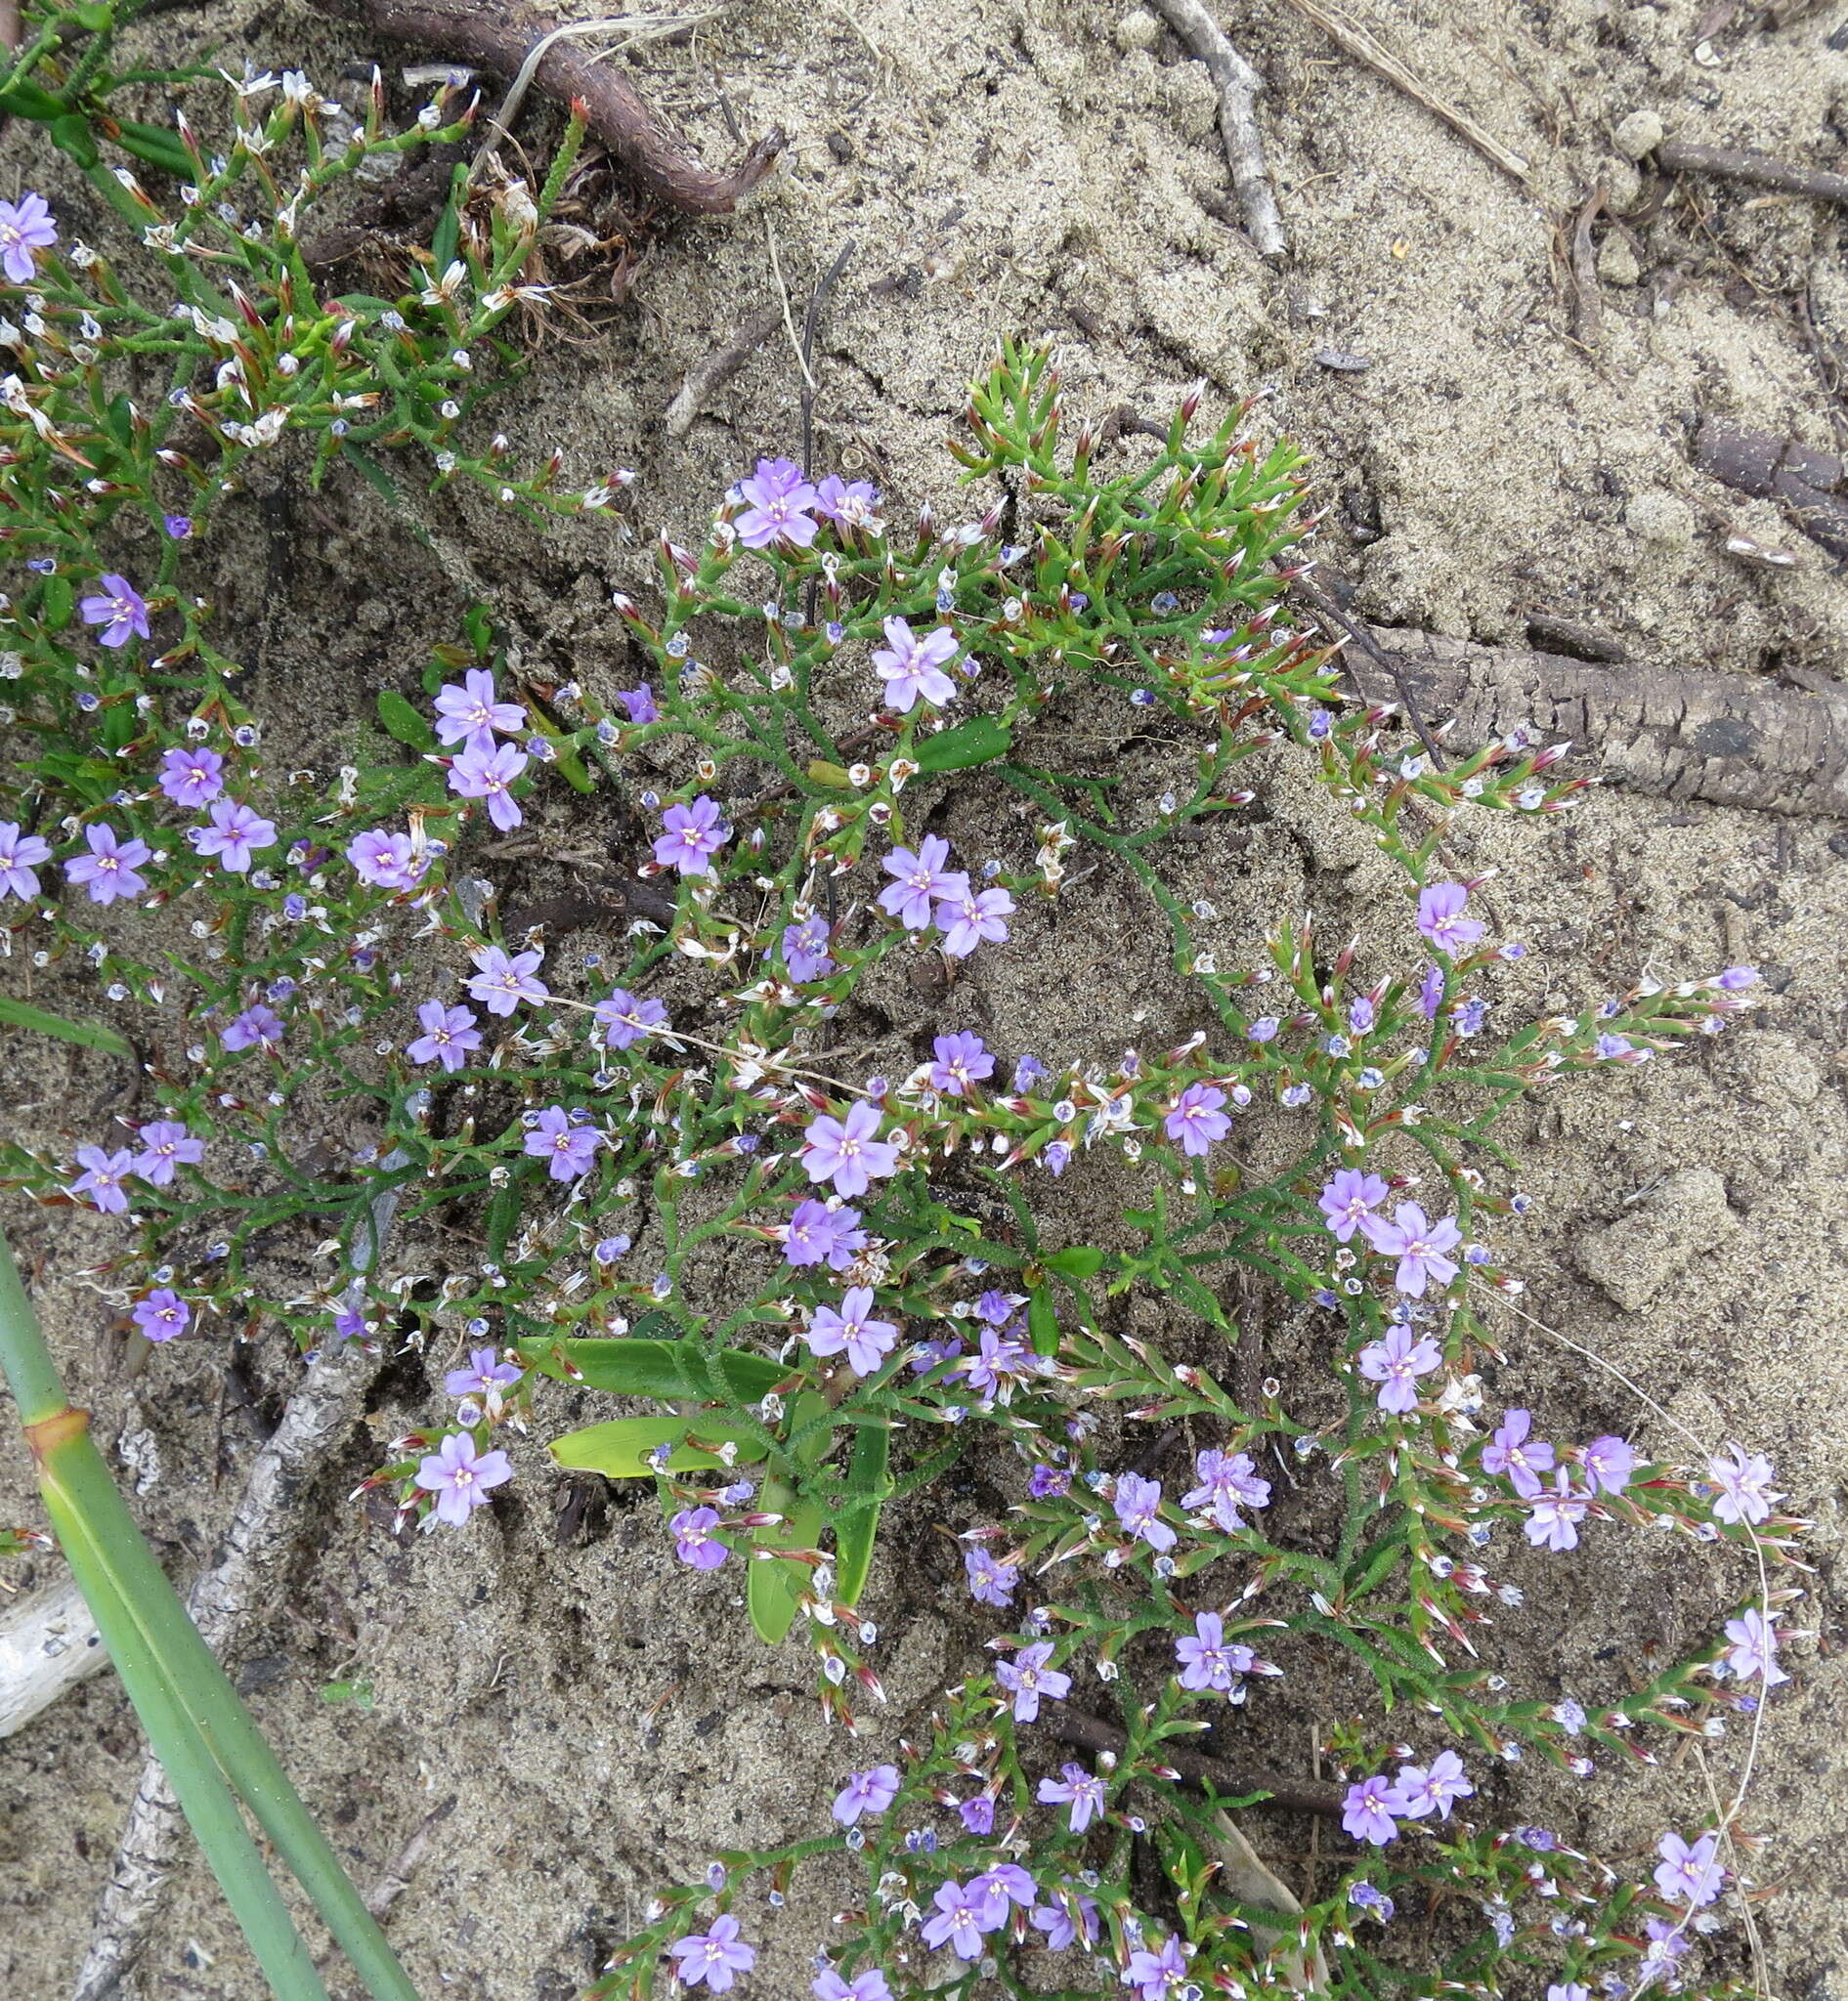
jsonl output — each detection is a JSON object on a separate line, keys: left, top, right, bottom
{"left": 916, "top": 715, "right": 1012, "bottom": 772}
{"left": 1027, "top": 1284, "right": 1059, "bottom": 1358}
{"left": 430, "top": 169, "right": 464, "bottom": 274}
{"left": 40, "top": 575, "right": 72, "bottom": 630}
{"left": 549, "top": 1414, "right": 763, "bottom": 1479}
{"left": 0, "top": 995, "right": 135, "bottom": 1061}
{"left": 748, "top": 1478, "right": 823, "bottom": 1644}
{"left": 835, "top": 1424, "right": 890, "bottom": 1606}
{"left": 1043, "top": 1246, "right": 1104, "bottom": 1280}
{"left": 520, "top": 1335, "right": 782, "bottom": 1404}
{"left": 375, "top": 689, "right": 437, "bottom": 752}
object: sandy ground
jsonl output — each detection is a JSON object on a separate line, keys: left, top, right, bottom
{"left": 4, "top": 1, "right": 1848, "bottom": 1996}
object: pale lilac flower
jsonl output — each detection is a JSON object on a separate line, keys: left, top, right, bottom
{"left": 444, "top": 1347, "right": 522, "bottom": 1401}
{"left": 0, "top": 192, "right": 58, "bottom": 283}
{"left": 1126, "top": 1937, "right": 1188, "bottom": 2001}
{"left": 71, "top": 1146, "right": 133, "bottom": 1213}
{"left": 921, "top": 1880, "right": 990, "bottom": 1959}
{"left": 928, "top": 1030, "right": 992, "bottom": 1096}
{"left": 1580, "top": 1434, "right": 1635, "bottom": 1495}
{"left": 66, "top": 823, "right": 151, "bottom": 905}
{"left": 1707, "top": 1443, "right": 1781, "bottom": 1525}
{"left": 806, "top": 1286, "right": 898, "bottom": 1376}
{"left": 0, "top": 821, "right": 51, "bottom": 901}
{"left": 1525, "top": 1469, "right": 1589, "bottom": 1553}
{"left": 156, "top": 746, "right": 225, "bottom": 808}
{"left": 407, "top": 1000, "right": 480, "bottom": 1073}
{"left": 958, "top": 1795, "right": 995, "bottom": 1835}
{"left": 1387, "top": 1748, "right": 1473, "bottom": 1821}
{"left": 131, "top": 1120, "right": 203, "bottom": 1187}
{"left": 667, "top": 1914, "right": 756, "bottom": 1990}
{"left": 1112, "top": 1469, "right": 1176, "bottom": 1552}
{"left": 222, "top": 1003, "right": 284, "bottom": 1051}
{"left": 654, "top": 794, "right": 729, "bottom": 875}
{"left": 417, "top": 1431, "right": 512, "bottom": 1526}
{"left": 669, "top": 1505, "right": 729, "bottom": 1570}
{"left": 188, "top": 799, "right": 277, "bottom": 873}
{"left": 1719, "top": 1605, "right": 1787, "bottom": 1686}
{"left": 1654, "top": 1830, "right": 1723, "bottom": 1907}
{"left": 968, "top": 1864, "right": 1035, "bottom": 1922}
{"left": 781, "top": 1198, "right": 866, "bottom": 1271}
{"left": 995, "top": 1640, "right": 1069, "bottom": 1723}
{"left": 595, "top": 987, "right": 667, "bottom": 1049}
{"left": 347, "top": 829, "right": 424, "bottom": 890}
{"left": 1483, "top": 1410, "right": 1555, "bottom": 1500}
{"left": 524, "top": 1105, "right": 601, "bottom": 1181}
{"left": 466, "top": 943, "right": 548, "bottom": 1017}
{"left": 1350, "top": 1882, "right": 1396, "bottom": 1922}
{"left": 1417, "top": 881, "right": 1484, "bottom": 955}
{"left": 1043, "top": 1138, "right": 1071, "bottom": 1176}
{"left": 1176, "top": 1610, "right": 1255, "bottom": 1692}
{"left": 832, "top": 1764, "right": 900, "bottom": 1826}
{"left": 964, "top": 1545, "right": 1017, "bottom": 1608}
{"left": 878, "top": 835, "right": 967, "bottom": 930}
{"left": 617, "top": 684, "right": 659, "bottom": 724}
{"left": 163, "top": 513, "right": 193, "bottom": 539}
{"left": 131, "top": 1289, "right": 190, "bottom": 1341}
{"left": 1349, "top": 996, "right": 1377, "bottom": 1034}
{"left": 782, "top": 915, "right": 834, "bottom": 981}
{"left": 448, "top": 739, "right": 528, "bottom": 830}
{"left": 433, "top": 667, "right": 523, "bottom": 747}
{"left": 813, "top": 1971, "right": 889, "bottom": 2001}
{"left": 1547, "top": 1985, "right": 1589, "bottom": 2001}
{"left": 1357, "top": 1325, "right": 1441, "bottom": 1414}
{"left": 1318, "top": 1168, "right": 1389, "bottom": 1243}
{"left": 800, "top": 1101, "right": 900, "bottom": 1198}
{"left": 813, "top": 475, "right": 881, "bottom": 530}
{"left": 1342, "top": 1775, "right": 1400, "bottom": 1846}
{"left": 79, "top": 574, "right": 149, "bottom": 648}
{"left": 955, "top": 1326, "right": 1033, "bottom": 1400}
{"left": 735, "top": 456, "right": 819, "bottom": 549}
{"left": 1716, "top": 965, "right": 1758, "bottom": 992}
{"left": 1030, "top": 1893, "right": 1099, "bottom": 1950}
{"left": 1359, "top": 1202, "right": 1463, "bottom": 1297}
{"left": 872, "top": 616, "right": 959, "bottom": 712}
{"left": 1182, "top": 1447, "right": 1270, "bottom": 1531}
{"left": 936, "top": 883, "right": 1013, "bottom": 958}
{"left": 1165, "top": 1082, "right": 1229, "bottom": 1157}
{"left": 1417, "top": 962, "right": 1445, "bottom": 1019}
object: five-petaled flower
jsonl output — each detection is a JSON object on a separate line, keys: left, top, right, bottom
{"left": 594, "top": 987, "right": 668, "bottom": 1050}
{"left": 813, "top": 475, "right": 881, "bottom": 532}
{"left": 668, "top": 1505, "right": 730, "bottom": 1570}
{"left": 417, "top": 1431, "right": 512, "bottom": 1526}
{"left": 66, "top": 823, "right": 151, "bottom": 906}
{"left": 157, "top": 746, "right": 225, "bottom": 808}
{"left": 1342, "top": 1774, "right": 1400, "bottom": 1846}
{"left": 433, "top": 667, "right": 524, "bottom": 748}
{"left": 928, "top": 1030, "right": 992, "bottom": 1097}
{"left": 347, "top": 829, "right": 425, "bottom": 890}
{"left": 964, "top": 1545, "right": 1018, "bottom": 1608}
{"left": 995, "top": 1639, "right": 1070, "bottom": 1723}
{"left": 1125, "top": 1936, "right": 1189, "bottom": 2001}
{"left": 1580, "top": 1434, "right": 1635, "bottom": 1495}
{"left": 1112, "top": 1469, "right": 1176, "bottom": 1552}
{"left": 1525, "top": 1468, "right": 1589, "bottom": 1553}
{"left": 667, "top": 1914, "right": 756, "bottom": 1991}
{"left": 921, "top": 1880, "right": 992, "bottom": 1960}
{"left": 467, "top": 943, "right": 548, "bottom": 1017}
{"left": 0, "top": 192, "right": 58, "bottom": 283}
{"left": 1164, "top": 1082, "right": 1229, "bottom": 1157}
{"left": 78, "top": 574, "right": 150, "bottom": 649}
{"left": 1175, "top": 1610, "right": 1255, "bottom": 1692}
{"left": 1417, "top": 880, "right": 1484, "bottom": 955}
{"left": 448, "top": 739, "right": 529, "bottom": 830}
{"left": 1719, "top": 1605, "right": 1788, "bottom": 1686}
{"left": 70, "top": 1146, "right": 133, "bottom": 1213}
{"left": 832, "top": 1764, "right": 900, "bottom": 1826}
{"left": 782, "top": 915, "right": 835, "bottom": 981}
{"left": 1357, "top": 1325, "right": 1441, "bottom": 1414}
{"left": 936, "top": 883, "right": 1013, "bottom": 958}
{"left": 872, "top": 616, "right": 959, "bottom": 712}
{"left": 654, "top": 794, "right": 729, "bottom": 876}
{"left": 443, "top": 1347, "right": 521, "bottom": 1404}
{"left": 0, "top": 821, "right": 52, "bottom": 901}
{"left": 813, "top": 1970, "right": 890, "bottom": 2001}
{"left": 1654, "top": 1830, "right": 1723, "bottom": 1907}
{"left": 407, "top": 1000, "right": 481, "bottom": 1074}
{"left": 524, "top": 1105, "right": 601, "bottom": 1181}
{"left": 223, "top": 1003, "right": 285, "bottom": 1051}
{"left": 188, "top": 799, "right": 277, "bottom": 873}
{"left": 781, "top": 1198, "right": 866, "bottom": 1271}
{"left": 734, "top": 456, "right": 819, "bottom": 549}
{"left": 800, "top": 1101, "right": 901, "bottom": 1198}
{"left": 1181, "top": 1447, "right": 1270, "bottom": 1532}
{"left": 131, "top": 1120, "right": 203, "bottom": 1187}
{"left": 1483, "top": 1409, "right": 1555, "bottom": 1500}
{"left": 878, "top": 836, "right": 967, "bottom": 931}
{"left": 806, "top": 1286, "right": 898, "bottom": 1376}
{"left": 1359, "top": 1201, "right": 1462, "bottom": 1296}
{"left": 1318, "top": 1168, "right": 1390, "bottom": 1243}
{"left": 1707, "top": 1443, "right": 1781, "bottom": 1525}
{"left": 1387, "top": 1749, "right": 1473, "bottom": 1820}
{"left": 131, "top": 1289, "right": 190, "bottom": 1341}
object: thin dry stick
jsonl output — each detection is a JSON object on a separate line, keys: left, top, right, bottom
{"left": 1288, "top": 575, "right": 1446, "bottom": 766}
{"left": 1656, "top": 139, "right": 1848, "bottom": 207}
{"left": 1277, "top": 0, "right": 1530, "bottom": 183}
{"left": 1146, "top": 0, "right": 1288, "bottom": 259}
{"left": 664, "top": 301, "right": 783, "bottom": 438}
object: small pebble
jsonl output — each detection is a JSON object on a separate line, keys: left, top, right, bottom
{"left": 1313, "top": 349, "right": 1371, "bottom": 373}
{"left": 1597, "top": 237, "right": 1642, "bottom": 287}
{"left": 1613, "top": 109, "right": 1665, "bottom": 160}
{"left": 1115, "top": 6, "right": 1162, "bottom": 51}
{"left": 1624, "top": 489, "right": 1696, "bottom": 548}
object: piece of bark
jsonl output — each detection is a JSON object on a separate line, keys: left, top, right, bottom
{"left": 1357, "top": 625, "right": 1848, "bottom": 818}
{"left": 1655, "top": 139, "right": 1848, "bottom": 207}
{"left": 0, "top": 1574, "right": 107, "bottom": 1738}
{"left": 1696, "top": 419, "right": 1848, "bottom": 559}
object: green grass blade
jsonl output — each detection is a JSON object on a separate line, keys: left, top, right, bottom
{"left": 0, "top": 993, "right": 135, "bottom": 1060}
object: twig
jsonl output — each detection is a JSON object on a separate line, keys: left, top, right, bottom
{"left": 0, "top": 1573, "right": 106, "bottom": 1738}
{"left": 1288, "top": 575, "right": 1447, "bottom": 767}
{"left": 1655, "top": 138, "right": 1848, "bottom": 207}
{"left": 73, "top": 1158, "right": 411, "bottom": 2001}
{"left": 1147, "top": 0, "right": 1288, "bottom": 260}
{"left": 800, "top": 238, "right": 856, "bottom": 480}
{"left": 363, "top": 1796, "right": 456, "bottom": 1920}
{"left": 1049, "top": 1706, "right": 1343, "bottom": 1817}
{"left": 1695, "top": 416, "right": 1848, "bottom": 559}
{"left": 664, "top": 301, "right": 782, "bottom": 439}
{"left": 1276, "top": 0, "right": 1530, "bottom": 183}
{"left": 762, "top": 216, "right": 813, "bottom": 393}
{"left": 307, "top": 0, "right": 784, "bottom": 213}
{"left": 1570, "top": 184, "right": 1606, "bottom": 348}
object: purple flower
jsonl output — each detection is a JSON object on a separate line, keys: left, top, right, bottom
{"left": 1348, "top": 996, "right": 1377, "bottom": 1034}
{"left": 347, "top": 829, "right": 425, "bottom": 890}
{"left": 1112, "top": 1469, "right": 1176, "bottom": 1552}
{"left": 1165, "top": 1082, "right": 1229, "bottom": 1157}
{"left": 813, "top": 475, "right": 881, "bottom": 530}
{"left": 878, "top": 835, "right": 968, "bottom": 930}
{"left": 1342, "top": 1775, "right": 1400, "bottom": 1846}
{"left": 872, "top": 616, "right": 959, "bottom": 712}
{"left": 957, "top": 1795, "right": 996, "bottom": 1835}
{"left": 1716, "top": 964, "right": 1758, "bottom": 992}
{"left": 1358, "top": 1202, "right": 1463, "bottom": 1297}
{"left": 1030, "top": 1892, "right": 1099, "bottom": 1950}
{"left": 0, "top": 192, "right": 58, "bottom": 283}
{"left": 448, "top": 739, "right": 529, "bottom": 830}
{"left": 921, "top": 1880, "right": 991, "bottom": 1960}
{"left": 131, "top": 1120, "right": 203, "bottom": 1187}
{"left": 1176, "top": 1610, "right": 1255, "bottom": 1692}
{"left": 1483, "top": 1409, "right": 1555, "bottom": 1500}
{"left": 1580, "top": 1434, "right": 1635, "bottom": 1496}
{"left": 1525, "top": 1469, "right": 1589, "bottom": 1552}
{"left": 1719, "top": 1605, "right": 1787, "bottom": 1686}
{"left": 71, "top": 1146, "right": 133, "bottom": 1213}
{"left": 0, "top": 821, "right": 51, "bottom": 901}
{"left": 131, "top": 1289, "right": 190, "bottom": 1341}
{"left": 928, "top": 1030, "right": 993, "bottom": 1097}
{"left": 444, "top": 1347, "right": 522, "bottom": 1401}
{"left": 1318, "top": 1168, "right": 1390, "bottom": 1243}
{"left": 1654, "top": 1831, "right": 1723, "bottom": 1907}
{"left": 800, "top": 1100, "right": 900, "bottom": 1198}
{"left": 782, "top": 915, "right": 835, "bottom": 981}
{"left": 832, "top": 1764, "right": 900, "bottom": 1825}
{"left": 416, "top": 1431, "right": 513, "bottom": 1526}
{"left": 936, "top": 883, "right": 1013, "bottom": 958}
{"left": 964, "top": 1544, "right": 1018, "bottom": 1607}
{"left": 222, "top": 1003, "right": 284, "bottom": 1051}
{"left": 1546, "top": 1987, "right": 1588, "bottom": 2001}
{"left": 78, "top": 574, "right": 150, "bottom": 648}
{"left": 995, "top": 1640, "right": 1069, "bottom": 1723}
{"left": 407, "top": 1000, "right": 481, "bottom": 1073}
{"left": 1708, "top": 1443, "right": 1781, "bottom": 1525}
{"left": 781, "top": 1198, "right": 867, "bottom": 1271}
{"left": 156, "top": 746, "right": 225, "bottom": 808}
{"left": 187, "top": 799, "right": 277, "bottom": 873}
{"left": 806, "top": 1286, "right": 898, "bottom": 1376}
{"left": 813, "top": 1971, "right": 890, "bottom": 2001}
{"left": 466, "top": 943, "right": 548, "bottom": 1017}
{"left": 1182, "top": 1447, "right": 1270, "bottom": 1532}
{"left": 524, "top": 1105, "right": 601, "bottom": 1181}
{"left": 66, "top": 823, "right": 151, "bottom": 906}
{"left": 669, "top": 1505, "right": 730, "bottom": 1570}
{"left": 654, "top": 793, "right": 729, "bottom": 876}
{"left": 1416, "top": 881, "right": 1484, "bottom": 955}
{"left": 616, "top": 684, "right": 659, "bottom": 724}
{"left": 1417, "top": 962, "right": 1445, "bottom": 1019}
{"left": 1387, "top": 1748, "right": 1473, "bottom": 1821}
{"left": 968, "top": 1863, "right": 1036, "bottom": 1923}
{"left": 1042, "top": 1139, "right": 1071, "bottom": 1177}
{"left": 163, "top": 513, "right": 193, "bottom": 540}
{"left": 667, "top": 1914, "right": 756, "bottom": 1991}
{"left": 433, "top": 667, "right": 524, "bottom": 748}
{"left": 735, "top": 456, "right": 819, "bottom": 549}
{"left": 955, "top": 1326, "right": 1033, "bottom": 1400}
{"left": 1350, "top": 1882, "right": 1396, "bottom": 1922}
{"left": 1125, "top": 1937, "right": 1188, "bottom": 2001}
{"left": 1357, "top": 1325, "right": 1442, "bottom": 1415}
{"left": 594, "top": 987, "right": 667, "bottom": 1050}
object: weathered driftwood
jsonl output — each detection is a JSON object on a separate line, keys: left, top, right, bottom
{"left": 1355, "top": 625, "right": 1848, "bottom": 818}
{"left": 1695, "top": 419, "right": 1848, "bottom": 561}
{"left": 0, "top": 1574, "right": 107, "bottom": 1737}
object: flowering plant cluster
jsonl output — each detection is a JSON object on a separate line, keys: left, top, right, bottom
{"left": 0, "top": 94, "right": 1802, "bottom": 2001}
